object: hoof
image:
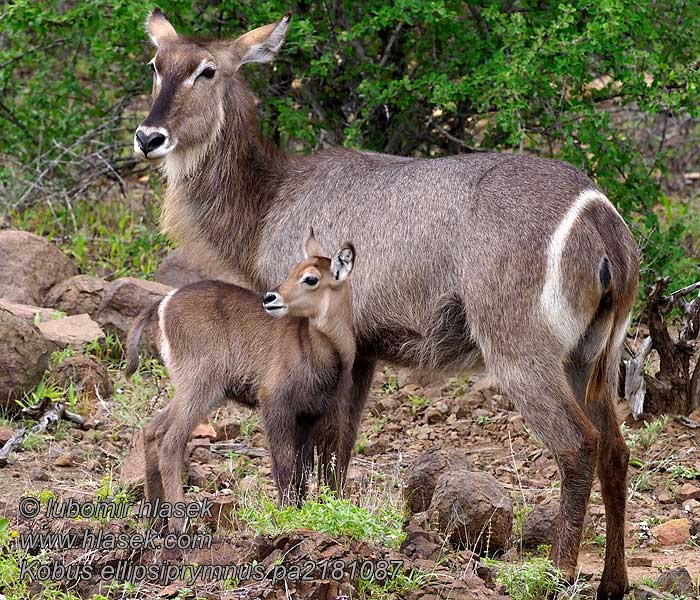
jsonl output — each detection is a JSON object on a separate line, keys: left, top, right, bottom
{"left": 596, "top": 579, "right": 628, "bottom": 600}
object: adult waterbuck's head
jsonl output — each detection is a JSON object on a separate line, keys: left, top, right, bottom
{"left": 134, "top": 8, "right": 291, "bottom": 162}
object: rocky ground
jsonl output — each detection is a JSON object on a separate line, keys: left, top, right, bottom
{"left": 0, "top": 229, "right": 699, "bottom": 599}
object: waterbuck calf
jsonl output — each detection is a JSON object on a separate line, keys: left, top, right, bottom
{"left": 134, "top": 10, "right": 639, "bottom": 597}
{"left": 126, "top": 232, "right": 356, "bottom": 532}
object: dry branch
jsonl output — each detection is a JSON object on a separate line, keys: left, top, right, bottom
{"left": 625, "top": 277, "right": 700, "bottom": 418}
{"left": 209, "top": 441, "right": 268, "bottom": 459}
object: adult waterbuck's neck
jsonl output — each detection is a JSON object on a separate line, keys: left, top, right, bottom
{"left": 135, "top": 9, "right": 292, "bottom": 284}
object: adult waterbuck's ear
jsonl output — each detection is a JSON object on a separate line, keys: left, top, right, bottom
{"left": 331, "top": 244, "right": 355, "bottom": 282}
{"left": 303, "top": 227, "right": 327, "bottom": 259}
{"left": 232, "top": 13, "right": 291, "bottom": 67}
{"left": 146, "top": 8, "right": 178, "bottom": 47}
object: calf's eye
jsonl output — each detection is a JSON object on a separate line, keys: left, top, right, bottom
{"left": 302, "top": 276, "right": 319, "bottom": 286}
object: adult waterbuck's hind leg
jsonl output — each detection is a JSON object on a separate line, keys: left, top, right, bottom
{"left": 492, "top": 353, "right": 600, "bottom": 581}
{"left": 567, "top": 311, "right": 631, "bottom": 599}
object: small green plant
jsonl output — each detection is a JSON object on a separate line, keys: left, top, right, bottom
{"left": 476, "top": 414, "right": 492, "bottom": 426}
{"left": 494, "top": 557, "right": 569, "bottom": 600}
{"left": 669, "top": 464, "right": 700, "bottom": 481}
{"left": 630, "top": 471, "right": 653, "bottom": 494}
{"left": 358, "top": 567, "right": 431, "bottom": 598}
{"left": 381, "top": 373, "right": 399, "bottom": 395}
{"left": 20, "top": 431, "right": 46, "bottom": 452}
{"left": 50, "top": 347, "right": 75, "bottom": 366}
{"left": 356, "top": 435, "right": 369, "bottom": 455}
{"left": 17, "top": 376, "right": 65, "bottom": 410}
{"left": 448, "top": 375, "right": 471, "bottom": 396}
{"left": 513, "top": 498, "right": 533, "bottom": 541}
{"left": 408, "top": 395, "right": 427, "bottom": 414}
{"left": 84, "top": 333, "right": 124, "bottom": 367}
{"left": 240, "top": 413, "right": 262, "bottom": 438}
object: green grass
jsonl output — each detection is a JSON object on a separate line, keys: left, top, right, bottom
{"left": 8, "top": 193, "right": 171, "bottom": 280}
{"left": 111, "top": 358, "right": 170, "bottom": 428}
{"left": 358, "top": 567, "right": 431, "bottom": 599}
{"left": 492, "top": 556, "right": 589, "bottom": 600}
{"left": 0, "top": 516, "right": 84, "bottom": 600}
{"left": 235, "top": 487, "right": 406, "bottom": 549}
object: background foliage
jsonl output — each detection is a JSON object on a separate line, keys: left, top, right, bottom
{"left": 1, "top": 0, "right": 699, "bottom": 286}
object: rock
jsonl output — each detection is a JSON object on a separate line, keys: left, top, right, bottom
{"left": 188, "top": 463, "right": 211, "bottom": 489}
{"left": 521, "top": 498, "right": 558, "bottom": 548}
{"left": 0, "top": 230, "right": 78, "bottom": 305}
{"left": 428, "top": 470, "right": 513, "bottom": 552}
{"left": 47, "top": 355, "right": 112, "bottom": 407}
{"left": 191, "top": 421, "right": 217, "bottom": 440}
{"left": 400, "top": 528, "right": 448, "bottom": 561}
{"left": 54, "top": 453, "right": 73, "bottom": 467}
{"left": 214, "top": 418, "right": 241, "bottom": 441}
{"left": 96, "top": 277, "right": 172, "bottom": 344}
{"left": 655, "top": 567, "right": 694, "bottom": 595}
{"left": 650, "top": 518, "right": 690, "bottom": 546}
{"left": 43, "top": 275, "right": 107, "bottom": 317}
{"left": 203, "top": 497, "right": 236, "bottom": 529}
{"left": 0, "top": 425, "right": 15, "bottom": 446}
{"left": 633, "top": 586, "right": 673, "bottom": 600}
{"left": 679, "top": 483, "right": 700, "bottom": 501}
{"left": 363, "top": 438, "right": 387, "bottom": 456}
{"left": 657, "top": 490, "right": 674, "bottom": 505}
{"left": 405, "top": 449, "right": 472, "bottom": 513}
{"left": 0, "top": 299, "right": 58, "bottom": 324}
{"left": 37, "top": 313, "right": 105, "bottom": 351}
{"left": 155, "top": 248, "right": 245, "bottom": 288}
{"left": 628, "top": 556, "right": 653, "bottom": 567}
{"left": 30, "top": 468, "right": 49, "bottom": 481}
{"left": 0, "top": 310, "right": 53, "bottom": 411}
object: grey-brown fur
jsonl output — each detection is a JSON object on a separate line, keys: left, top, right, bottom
{"left": 134, "top": 12, "right": 639, "bottom": 598}
{"left": 126, "top": 236, "right": 356, "bottom": 532}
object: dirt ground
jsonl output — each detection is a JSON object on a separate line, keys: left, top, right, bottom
{"left": 1, "top": 365, "right": 699, "bottom": 599}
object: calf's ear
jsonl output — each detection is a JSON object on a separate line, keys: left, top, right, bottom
{"left": 303, "top": 227, "right": 327, "bottom": 259}
{"left": 331, "top": 243, "right": 355, "bottom": 282}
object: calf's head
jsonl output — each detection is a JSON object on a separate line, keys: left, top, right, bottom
{"left": 263, "top": 231, "right": 355, "bottom": 323}
{"left": 134, "top": 8, "right": 291, "bottom": 160}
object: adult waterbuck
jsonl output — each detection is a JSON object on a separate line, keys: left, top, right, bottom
{"left": 134, "top": 9, "right": 638, "bottom": 598}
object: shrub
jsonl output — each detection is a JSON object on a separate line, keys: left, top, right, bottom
{"left": 2, "top": 1, "right": 699, "bottom": 286}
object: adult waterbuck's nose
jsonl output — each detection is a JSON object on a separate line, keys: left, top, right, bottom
{"left": 136, "top": 131, "right": 165, "bottom": 154}
{"left": 133, "top": 125, "right": 175, "bottom": 159}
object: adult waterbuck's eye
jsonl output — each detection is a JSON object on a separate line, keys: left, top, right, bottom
{"left": 198, "top": 67, "right": 216, "bottom": 80}
{"left": 301, "top": 275, "right": 319, "bottom": 287}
